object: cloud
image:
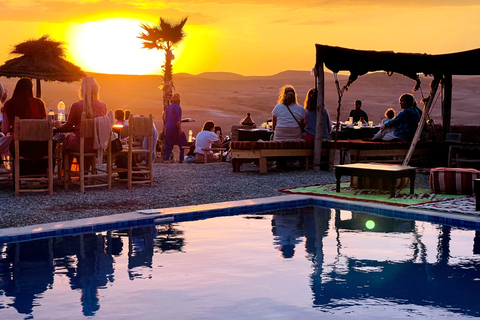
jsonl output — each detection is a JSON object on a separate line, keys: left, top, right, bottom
{"left": 2, "top": 0, "right": 479, "bottom": 25}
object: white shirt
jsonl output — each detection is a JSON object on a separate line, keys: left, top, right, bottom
{"left": 272, "top": 103, "right": 305, "bottom": 128}
{"left": 194, "top": 131, "right": 219, "bottom": 154}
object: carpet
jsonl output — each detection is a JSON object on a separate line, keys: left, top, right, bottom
{"left": 279, "top": 182, "right": 467, "bottom": 207}
{"left": 410, "top": 197, "right": 478, "bottom": 215}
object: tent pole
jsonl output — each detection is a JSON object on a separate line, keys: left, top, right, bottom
{"left": 35, "top": 78, "right": 42, "bottom": 98}
{"left": 442, "top": 74, "right": 452, "bottom": 139}
{"left": 314, "top": 61, "right": 325, "bottom": 172}
{"left": 403, "top": 76, "right": 441, "bottom": 166}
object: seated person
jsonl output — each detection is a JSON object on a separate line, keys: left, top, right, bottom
{"left": 272, "top": 85, "right": 305, "bottom": 141}
{"left": 214, "top": 125, "right": 230, "bottom": 149}
{"left": 194, "top": 120, "right": 220, "bottom": 162}
{"left": 381, "top": 93, "right": 420, "bottom": 141}
{"left": 114, "top": 108, "right": 126, "bottom": 126}
{"left": 348, "top": 100, "right": 368, "bottom": 124}
{"left": 373, "top": 108, "right": 395, "bottom": 140}
{"left": 302, "top": 88, "right": 332, "bottom": 142}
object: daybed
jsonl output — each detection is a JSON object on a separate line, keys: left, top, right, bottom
{"left": 230, "top": 140, "right": 315, "bottom": 173}
{"left": 230, "top": 139, "right": 433, "bottom": 173}
{"left": 324, "top": 139, "right": 432, "bottom": 164}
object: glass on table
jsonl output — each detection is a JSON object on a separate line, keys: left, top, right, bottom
{"left": 368, "top": 121, "right": 373, "bottom": 127}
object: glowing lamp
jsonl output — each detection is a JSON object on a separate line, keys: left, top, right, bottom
{"left": 365, "top": 220, "right": 375, "bottom": 230}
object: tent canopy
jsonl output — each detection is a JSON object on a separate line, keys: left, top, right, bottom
{"left": 316, "top": 44, "right": 480, "bottom": 87}
{"left": 312, "top": 44, "right": 480, "bottom": 169}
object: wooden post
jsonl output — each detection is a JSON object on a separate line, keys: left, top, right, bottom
{"left": 314, "top": 61, "right": 325, "bottom": 172}
{"left": 35, "top": 78, "right": 42, "bottom": 98}
{"left": 442, "top": 74, "right": 452, "bottom": 140}
{"left": 403, "top": 76, "right": 440, "bottom": 166}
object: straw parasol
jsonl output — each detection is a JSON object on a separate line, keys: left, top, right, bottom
{"left": 0, "top": 35, "right": 86, "bottom": 97}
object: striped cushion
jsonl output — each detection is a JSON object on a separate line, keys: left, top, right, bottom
{"left": 230, "top": 139, "right": 431, "bottom": 151}
{"left": 323, "top": 139, "right": 432, "bottom": 150}
{"left": 429, "top": 167, "right": 480, "bottom": 195}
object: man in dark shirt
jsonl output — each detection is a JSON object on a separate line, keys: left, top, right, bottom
{"left": 348, "top": 100, "right": 368, "bottom": 124}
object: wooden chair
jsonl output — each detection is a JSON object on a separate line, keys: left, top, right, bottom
{"left": 13, "top": 117, "right": 54, "bottom": 196}
{"left": 109, "top": 114, "right": 154, "bottom": 189}
{"left": 64, "top": 112, "right": 112, "bottom": 193}
{"left": 0, "top": 139, "right": 13, "bottom": 182}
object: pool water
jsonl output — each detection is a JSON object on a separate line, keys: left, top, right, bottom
{"left": 2, "top": 206, "right": 480, "bottom": 319}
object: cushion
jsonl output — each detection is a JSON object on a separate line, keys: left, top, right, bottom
{"left": 323, "top": 139, "right": 431, "bottom": 150}
{"left": 230, "top": 140, "right": 313, "bottom": 150}
{"left": 429, "top": 167, "right": 480, "bottom": 195}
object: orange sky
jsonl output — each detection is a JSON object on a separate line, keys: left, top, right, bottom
{"left": 1, "top": 0, "right": 480, "bottom": 76}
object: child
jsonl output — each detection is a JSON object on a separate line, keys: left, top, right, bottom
{"left": 373, "top": 108, "right": 396, "bottom": 140}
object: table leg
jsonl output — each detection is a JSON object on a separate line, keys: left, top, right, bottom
{"left": 335, "top": 172, "right": 341, "bottom": 193}
{"left": 390, "top": 178, "right": 396, "bottom": 198}
{"left": 474, "top": 179, "right": 480, "bottom": 211}
{"left": 410, "top": 171, "right": 415, "bottom": 194}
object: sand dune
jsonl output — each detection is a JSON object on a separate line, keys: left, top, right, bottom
{"left": 1, "top": 71, "right": 479, "bottom": 135}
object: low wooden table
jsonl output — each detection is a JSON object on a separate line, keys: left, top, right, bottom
{"left": 334, "top": 163, "right": 416, "bottom": 198}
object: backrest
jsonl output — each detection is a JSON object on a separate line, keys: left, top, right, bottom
{"left": 129, "top": 114, "right": 153, "bottom": 138}
{"left": 79, "top": 112, "right": 96, "bottom": 139}
{"left": 14, "top": 117, "right": 53, "bottom": 141}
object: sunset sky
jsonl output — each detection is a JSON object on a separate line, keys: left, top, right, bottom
{"left": 1, "top": 0, "right": 480, "bottom": 76}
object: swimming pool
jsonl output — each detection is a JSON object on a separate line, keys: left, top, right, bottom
{"left": 2, "top": 198, "right": 480, "bottom": 320}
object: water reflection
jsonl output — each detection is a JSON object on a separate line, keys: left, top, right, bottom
{"left": 2, "top": 208, "right": 480, "bottom": 318}
{"left": 0, "top": 225, "right": 185, "bottom": 317}
{"left": 1, "top": 238, "right": 54, "bottom": 315}
{"left": 303, "top": 209, "right": 480, "bottom": 316}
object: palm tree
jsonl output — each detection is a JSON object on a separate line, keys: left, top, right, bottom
{"left": 138, "top": 17, "right": 188, "bottom": 110}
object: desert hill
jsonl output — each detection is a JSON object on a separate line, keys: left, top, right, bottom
{"left": 1, "top": 71, "right": 479, "bottom": 135}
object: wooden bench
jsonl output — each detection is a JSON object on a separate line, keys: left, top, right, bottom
{"left": 230, "top": 140, "right": 314, "bottom": 173}
{"left": 323, "top": 139, "right": 432, "bottom": 164}
{"left": 230, "top": 139, "right": 432, "bottom": 173}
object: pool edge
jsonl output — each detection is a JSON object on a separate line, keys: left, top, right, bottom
{"left": 2, "top": 195, "right": 480, "bottom": 243}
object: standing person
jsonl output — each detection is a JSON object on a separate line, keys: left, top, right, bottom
{"left": 348, "top": 100, "right": 368, "bottom": 124}
{"left": 194, "top": 120, "right": 220, "bottom": 162}
{"left": 272, "top": 85, "right": 305, "bottom": 141}
{"left": 302, "top": 88, "right": 332, "bottom": 142}
{"left": 55, "top": 77, "right": 107, "bottom": 167}
{"left": 164, "top": 93, "right": 187, "bottom": 163}
{"left": 1, "top": 78, "right": 48, "bottom": 174}
{"left": 381, "top": 93, "right": 421, "bottom": 141}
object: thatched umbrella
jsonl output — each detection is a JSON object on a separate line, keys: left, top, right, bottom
{"left": 0, "top": 35, "right": 85, "bottom": 97}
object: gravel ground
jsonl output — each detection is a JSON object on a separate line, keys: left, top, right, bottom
{"left": 0, "top": 162, "right": 431, "bottom": 229}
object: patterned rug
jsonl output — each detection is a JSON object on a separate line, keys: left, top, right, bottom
{"left": 410, "top": 197, "right": 478, "bottom": 215}
{"left": 279, "top": 182, "right": 467, "bottom": 207}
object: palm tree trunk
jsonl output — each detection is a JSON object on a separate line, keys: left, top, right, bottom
{"left": 160, "top": 50, "right": 174, "bottom": 162}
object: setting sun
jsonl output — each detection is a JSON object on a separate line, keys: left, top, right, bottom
{"left": 66, "top": 18, "right": 170, "bottom": 75}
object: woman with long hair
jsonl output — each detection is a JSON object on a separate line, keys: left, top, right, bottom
{"left": 56, "top": 77, "right": 107, "bottom": 153}
{"left": 55, "top": 77, "right": 107, "bottom": 172}
{"left": 1, "top": 78, "right": 48, "bottom": 174}
{"left": 2, "top": 78, "right": 46, "bottom": 133}
{"left": 302, "top": 88, "right": 332, "bottom": 143}
{"left": 271, "top": 85, "right": 305, "bottom": 141}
